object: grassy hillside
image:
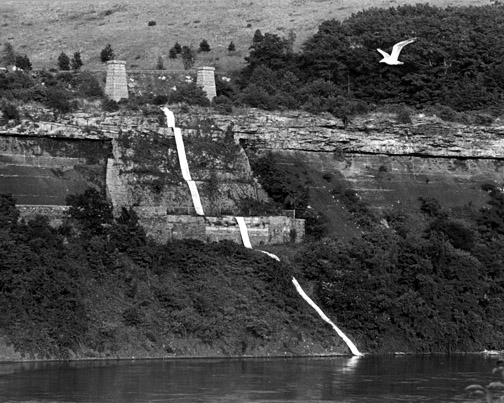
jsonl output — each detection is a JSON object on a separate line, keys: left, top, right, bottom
{"left": 1, "top": 0, "right": 488, "bottom": 72}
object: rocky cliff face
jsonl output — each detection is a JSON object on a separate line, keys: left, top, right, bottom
{"left": 2, "top": 107, "right": 503, "bottom": 240}
{"left": 183, "top": 108, "right": 504, "bottom": 237}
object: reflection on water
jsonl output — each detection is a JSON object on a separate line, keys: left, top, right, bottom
{"left": 0, "top": 355, "right": 499, "bottom": 402}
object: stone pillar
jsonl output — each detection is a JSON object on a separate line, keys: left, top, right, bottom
{"left": 105, "top": 60, "right": 128, "bottom": 102}
{"left": 196, "top": 66, "right": 216, "bottom": 101}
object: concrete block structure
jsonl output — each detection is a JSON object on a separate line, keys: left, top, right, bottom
{"left": 196, "top": 66, "right": 216, "bottom": 101}
{"left": 105, "top": 60, "right": 128, "bottom": 102}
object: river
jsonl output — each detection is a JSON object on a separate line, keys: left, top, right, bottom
{"left": 1, "top": 354, "right": 501, "bottom": 402}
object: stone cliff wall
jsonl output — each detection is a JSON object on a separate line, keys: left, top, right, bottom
{"left": 177, "top": 109, "right": 504, "bottom": 221}
{"left": 4, "top": 106, "right": 502, "bottom": 243}
{"left": 136, "top": 212, "right": 304, "bottom": 246}
{"left": 0, "top": 108, "right": 303, "bottom": 245}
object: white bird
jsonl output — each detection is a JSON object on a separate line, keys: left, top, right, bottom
{"left": 377, "top": 38, "right": 416, "bottom": 65}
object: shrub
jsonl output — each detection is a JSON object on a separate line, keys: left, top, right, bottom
{"left": 76, "top": 71, "right": 103, "bottom": 98}
{"left": 147, "top": 20, "right": 156, "bottom": 26}
{"left": 156, "top": 55, "right": 164, "bottom": 70}
{"left": 168, "top": 47, "right": 177, "bottom": 59}
{"left": 56, "top": 71, "right": 76, "bottom": 86}
{"left": 102, "top": 97, "right": 119, "bottom": 112}
{"left": 396, "top": 105, "right": 413, "bottom": 124}
{"left": 174, "top": 42, "right": 182, "bottom": 54}
{"left": 71, "top": 51, "right": 83, "bottom": 70}
{"left": 100, "top": 44, "right": 115, "bottom": 63}
{"left": 168, "top": 82, "right": 210, "bottom": 106}
{"left": 1, "top": 102, "right": 20, "bottom": 121}
{"left": 66, "top": 188, "right": 114, "bottom": 236}
{"left": 181, "top": 46, "right": 196, "bottom": 70}
{"left": 57, "top": 52, "right": 70, "bottom": 71}
{"left": 45, "top": 86, "right": 74, "bottom": 116}
{"left": 3, "top": 42, "right": 16, "bottom": 66}
{"left": 419, "top": 196, "right": 443, "bottom": 217}
{"left": 15, "top": 55, "right": 32, "bottom": 71}
{"left": 239, "top": 83, "right": 275, "bottom": 110}
{"left": 228, "top": 41, "right": 236, "bottom": 52}
{"left": 152, "top": 94, "right": 169, "bottom": 105}
{"left": 199, "top": 39, "right": 211, "bottom": 52}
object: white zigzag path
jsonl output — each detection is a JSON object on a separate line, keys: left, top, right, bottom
{"left": 161, "top": 107, "right": 362, "bottom": 356}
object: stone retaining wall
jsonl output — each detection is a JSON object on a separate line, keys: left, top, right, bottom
{"left": 137, "top": 211, "right": 304, "bottom": 245}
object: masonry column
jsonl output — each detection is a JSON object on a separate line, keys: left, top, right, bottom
{"left": 105, "top": 60, "right": 128, "bottom": 102}
{"left": 196, "top": 66, "right": 216, "bottom": 101}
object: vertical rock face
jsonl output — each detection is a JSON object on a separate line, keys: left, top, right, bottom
{"left": 105, "top": 60, "right": 129, "bottom": 102}
{"left": 191, "top": 109, "right": 504, "bottom": 236}
{"left": 0, "top": 135, "right": 111, "bottom": 205}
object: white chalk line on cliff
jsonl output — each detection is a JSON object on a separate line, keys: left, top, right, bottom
{"left": 162, "top": 109, "right": 204, "bottom": 216}
{"left": 234, "top": 216, "right": 362, "bottom": 356}
{"left": 162, "top": 106, "right": 361, "bottom": 356}
{"left": 291, "top": 278, "right": 362, "bottom": 356}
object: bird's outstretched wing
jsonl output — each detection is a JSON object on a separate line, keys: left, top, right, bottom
{"left": 376, "top": 48, "right": 390, "bottom": 58}
{"left": 390, "top": 38, "right": 416, "bottom": 60}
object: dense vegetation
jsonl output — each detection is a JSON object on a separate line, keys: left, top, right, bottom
{"left": 2, "top": 3, "right": 504, "bottom": 358}
{"left": 0, "top": 191, "right": 341, "bottom": 359}
{"left": 215, "top": 3, "right": 504, "bottom": 121}
{"left": 293, "top": 185, "right": 504, "bottom": 352}
{"left": 246, "top": 150, "right": 504, "bottom": 352}
{"left": 3, "top": 4, "right": 504, "bottom": 123}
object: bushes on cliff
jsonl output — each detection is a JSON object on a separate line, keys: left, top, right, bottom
{"left": 0, "top": 101, "right": 20, "bottom": 122}
{"left": 167, "top": 82, "right": 210, "bottom": 106}
{"left": 66, "top": 188, "right": 114, "bottom": 236}
{"left": 0, "top": 190, "right": 341, "bottom": 358}
{"left": 295, "top": 187, "right": 504, "bottom": 353}
{"left": 0, "top": 194, "right": 88, "bottom": 359}
{"left": 248, "top": 151, "right": 335, "bottom": 239}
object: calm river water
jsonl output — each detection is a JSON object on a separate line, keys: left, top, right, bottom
{"left": 0, "top": 354, "right": 500, "bottom": 402}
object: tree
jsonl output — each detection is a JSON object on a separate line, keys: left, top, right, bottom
{"left": 57, "top": 52, "right": 70, "bottom": 71}
{"left": 199, "top": 39, "right": 211, "bottom": 52}
{"left": 168, "top": 47, "right": 177, "bottom": 59}
{"left": 0, "top": 193, "right": 19, "bottom": 229}
{"left": 100, "top": 44, "right": 115, "bottom": 63}
{"left": 15, "top": 55, "right": 32, "bottom": 71}
{"left": 1, "top": 103, "right": 20, "bottom": 122}
{"left": 3, "top": 42, "right": 16, "bottom": 66}
{"left": 245, "top": 32, "right": 295, "bottom": 71}
{"left": 45, "top": 87, "right": 73, "bottom": 117}
{"left": 181, "top": 46, "right": 196, "bottom": 70}
{"left": 228, "top": 41, "right": 236, "bottom": 52}
{"left": 252, "top": 29, "right": 264, "bottom": 46}
{"left": 66, "top": 188, "right": 114, "bottom": 236}
{"left": 156, "top": 55, "right": 164, "bottom": 70}
{"left": 71, "top": 51, "right": 83, "bottom": 70}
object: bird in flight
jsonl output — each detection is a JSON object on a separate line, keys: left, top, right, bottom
{"left": 377, "top": 38, "right": 416, "bottom": 65}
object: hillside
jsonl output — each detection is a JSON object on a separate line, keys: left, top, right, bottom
{"left": 0, "top": 0, "right": 489, "bottom": 72}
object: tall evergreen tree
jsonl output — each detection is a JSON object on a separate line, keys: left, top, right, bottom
{"left": 57, "top": 52, "right": 70, "bottom": 71}
{"left": 199, "top": 39, "right": 211, "bottom": 52}
{"left": 71, "top": 51, "right": 83, "bottom": 70}
{"left": 100, "top": 44, "right": 115, "bottom": 63}
{"left": 15, "top": 55, "right": 32, "bottom": 71}
{"left": 181, "top": 46, "right": 196, "bottom": 70}
{"left": 3, "top": 42, "right": 16, "bottom": 66}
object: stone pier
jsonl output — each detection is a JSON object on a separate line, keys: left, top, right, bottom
{"left": 196, "top": 66, "right": 216, "bottom": 101}
{"left": 105, "top": 60, "right": 128, "bottom": 102}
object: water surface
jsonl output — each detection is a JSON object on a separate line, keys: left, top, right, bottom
{"left": 0, "top": 355, "right": 499, "bottom": 402}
